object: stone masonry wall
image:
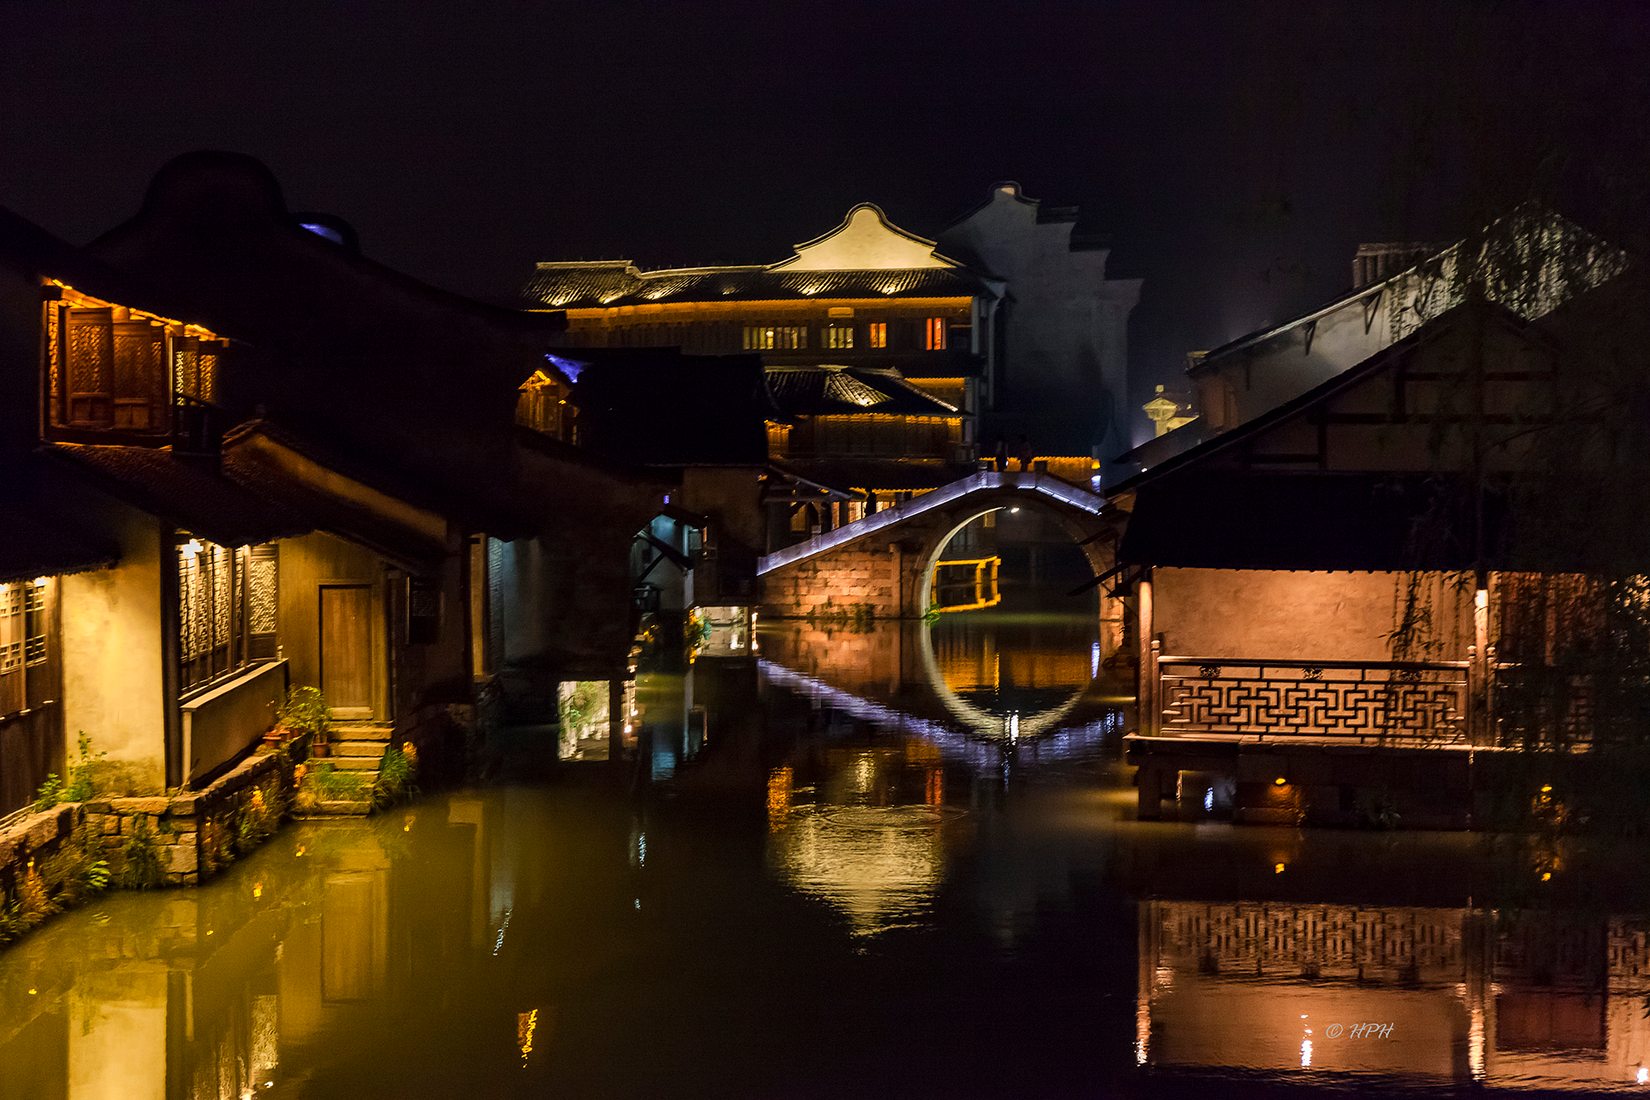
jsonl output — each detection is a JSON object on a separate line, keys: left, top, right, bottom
{"left": 83, "top": 750, "right": 293, "bottom": 887}
{"left": 762, "top": 543, "right": 908, "bottom": 619}
{"left": 0, "top": 803, "right": 84, "bottom": 902}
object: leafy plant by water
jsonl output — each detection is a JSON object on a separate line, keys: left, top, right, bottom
{"left": 119, "top": 817, "right": 166, "bottom": 890}
{"left": 64, "top": 734, "right": 104, "bottom": 803}
{"left": 373, "top": 746, "right": 418, "bottom": 809}
{"left": 39, "top": 825, "right": 111, "bottom": 905}
{"left": 277, "top": 685, "right": 331, "bottom": 749}
{"left": 31, "top": 773, "right": 61, "bottom": 813}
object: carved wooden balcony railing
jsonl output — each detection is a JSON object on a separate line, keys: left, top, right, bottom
{"left": 1155, "top": 656, "right": 1471, "bottom": 744}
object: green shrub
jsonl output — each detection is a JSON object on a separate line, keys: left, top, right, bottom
{"left": 63, "top": 734, "right": 105, "bottom": 803}
{"left": 119, "top": 818, "right": 166, "bottom": 890}
{"left": 312, "top": 762, "right": 365, "bottom": 802}
{"left": 278, "top": 686, "right": 330, "bottom": 743}
{"left": 32, "top": 773, "right": 61, "bottom": 813}
{"left": 39, "top": 825, "right": 111, "bottom": 906}
{"left": 372, "top": 747, "right": 418, "bottom": 808}
{"left": 0, "top": 892, "right": 24, "bottom": 944}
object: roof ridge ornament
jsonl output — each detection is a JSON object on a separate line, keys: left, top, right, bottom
{"left": 769, "top": 203, "right": 958, "bottom": 273}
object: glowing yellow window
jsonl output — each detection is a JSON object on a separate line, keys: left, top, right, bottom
{"left": 825, "top": 324, "right": 854, "bottom": 350}
{"left": 868, "top": 322, "right": 887, "bottom": 349}
{"left": 925, "top": 317, "right": 947, "bottom": 350}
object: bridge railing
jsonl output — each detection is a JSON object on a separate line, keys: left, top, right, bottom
{"left": 757, "top": 470, "right": 1106, "bottom": 575}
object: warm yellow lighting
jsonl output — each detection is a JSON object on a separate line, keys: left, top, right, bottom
{"left": 47, "top": 279, "right": 224, "bottom": 340}
{"left": 1540, "top": 784, "right": 1553, "bottom": 794}
{"left": 1274, "top": 776, "right": 1288, "bottom": 786}
{"left": 181, "top": 538, "right": 204, "bottom": 560}
{"left": 1541, "top": 871, "right": 1552, "bottom": 882}
{"left": 252, "top": 881, "right": 263, "bottom": 900}
{"left": 517, "top": 1009, "right": 539, "bottom": 1067}
{"left": 1274, "top": 862, "right": 1286, "bottom": 874}
{"left": 26, "top": 988, "right": 36, "bottom": 996}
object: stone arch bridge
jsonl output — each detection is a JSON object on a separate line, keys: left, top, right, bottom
{"left": 758, "top": 470, "right": 1122, "bottom": 644}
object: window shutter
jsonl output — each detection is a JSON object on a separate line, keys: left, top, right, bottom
{"left": 113, "top": 320, "right": 166, "bottom": 429}
{"left": 247, "top": 544, "right": 279, "bottom": 659}
{"left": 66, "top": 308, "right": 114, "bottom": 426}
{"left": 172, "top": 336, "right": 200, "bottom": 402}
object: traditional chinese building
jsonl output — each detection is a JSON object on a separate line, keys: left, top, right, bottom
{"left": 1113, "top": 215, "right": 1640, "bottom": 826}
{"left": 523, "top": 182, "right": 1140, "bottom": 462}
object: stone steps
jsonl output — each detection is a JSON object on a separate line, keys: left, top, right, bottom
{"left": 329, "top": 722, "right": 392, "bottom": 743}
{"left": 297, "top": 723, "right": 394, "bottom": 818}
{"left": 332, "top": 740, "right": 388, "bottom": 759}
{"left": 305, "top": 799, "right": 375, "bottom": 816}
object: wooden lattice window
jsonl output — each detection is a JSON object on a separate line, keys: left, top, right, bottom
{"left": 824, "top": 324, "right": 854, "bottom": 350}
{"left": 61, "top": 307, "right": 175, "bottom": 430}
{"left": 0, "top": 580, "right": 47, "bottom": 717}
{"left": 65, "top": 307, "right": 114, "bottom": 426}
{"left": 179, "top": 539, "right": 279, "bottom": 695}
{"left": 112, "top": 320, "right": 167, "bottom": 429}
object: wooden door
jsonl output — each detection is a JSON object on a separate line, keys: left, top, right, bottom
{"left": 320, "top": 585, "right": 373, "bottom": 718}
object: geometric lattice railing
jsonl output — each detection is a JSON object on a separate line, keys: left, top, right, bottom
{"left": 1157, "top": 657, "right": 1470, "bottom": 744}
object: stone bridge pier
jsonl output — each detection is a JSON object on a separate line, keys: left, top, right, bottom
{"left": 757, "top": 471, "right": 1125, "bottom": 655}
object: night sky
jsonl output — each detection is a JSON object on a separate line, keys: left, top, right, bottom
{"left": 6, "top": 1, "right": 1646, "bottom": 443}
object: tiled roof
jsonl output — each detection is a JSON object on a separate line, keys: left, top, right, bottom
{"left": 524, "top": 263, "right": 991, "bottom": 308}
{"left": 49, "top": 442, "right": 448, "bottom": 569}
{"left": 0, "top": 462, "right": 120, "bottom": 583}
{"left": 766, "top": 367, "right": 960, "bottom": 418}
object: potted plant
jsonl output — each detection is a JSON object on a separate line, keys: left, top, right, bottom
{"left": 276, "top": 685, "right": 331, "bottom": 757}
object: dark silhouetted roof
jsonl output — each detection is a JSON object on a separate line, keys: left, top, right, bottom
{"left": 49, "top": 441, "right": 448, "bottom": 569}
{"left": 766, "top": 366, "right": 959, "bottom": 419}
{"left": 568, "top": 348, "right": 772, "bottom": 467}
{"left": 1119, "top": 472, "right": 1500, "bottom": 572}
{"left": 0, "top": 461, "right": 120, "bottom": 584}
{"left": 523, "top": 262, "right": 991, "bottom": 308}
{"left": 772, "top": 459, "right": 973, "bottom": 494}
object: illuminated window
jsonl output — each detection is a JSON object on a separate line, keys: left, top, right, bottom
{"left": 179, "top": 539, "right": 278, "bottom": 695}
{"left": 925, "top": 317, "right": 947, "bottom": 350}
{"left": 742, "top": 326, "right": 807, "bottom": 351}
{"left": 868, "top": 323, "right": 887, "bottom": 349}
{"left": 59, "top": 306, "right": 221, "bottom": 431}
{"left": 824, "top": 324, "right": 854, "bottom": 350}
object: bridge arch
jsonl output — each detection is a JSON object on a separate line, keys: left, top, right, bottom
{"left": 758, "top": 471, "right": 1123, "bottom": 654}
{"left": 913, "top": 494, "right": 1114, "bottom": 620}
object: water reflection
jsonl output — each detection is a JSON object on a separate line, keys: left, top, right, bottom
{"left": 1139, "top": 898, "right": 1650, "bottom": 1093}
{"left": 766, "top": 746, "right": 968, "bottom": 937}
{"left": 14, "top": 608, "right": 1650, "bottom": 1096}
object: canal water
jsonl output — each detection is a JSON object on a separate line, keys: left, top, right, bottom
{"left": 6, "top": 599, "right": 1650, "bottom": 1097}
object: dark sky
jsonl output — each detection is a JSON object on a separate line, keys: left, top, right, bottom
{"left": 5, "top": 1, "right": 1645, "bottom": 444}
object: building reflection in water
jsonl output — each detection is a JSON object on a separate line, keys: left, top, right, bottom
{"left": 1138, "top": 897, "right": 1650, "bottom": 1092}
{"left": 0, "top": 792, "right": 513, "bottom": 1100}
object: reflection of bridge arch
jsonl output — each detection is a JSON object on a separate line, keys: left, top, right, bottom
{"left": 759, "top": 472, "right": 1122, "bottom": 648}
{"left": 916, "top": 617, "right": 1085, "bottom": 739}
{"left": 757, "top": 656, "right": 1117, "bottom": 765}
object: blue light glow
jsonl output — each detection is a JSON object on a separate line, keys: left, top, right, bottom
{"left": 299, "top": 222, "right": 345, "bottom": 245}
{"left": 545, "top": 353, "right": 587, "bottom": 382}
